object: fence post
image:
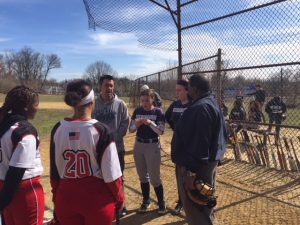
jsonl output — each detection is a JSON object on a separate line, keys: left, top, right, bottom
{"left": 216, "top": 48, "right": 222, "bottom": 105}
{"left": 158, "top": 72, "right": 161, "bottom": 95}
{"left": 177, "top": 0, "right": 183, "bottom": 80}
{"left": 136, "top": 78, "right": 140, "bottom": 107}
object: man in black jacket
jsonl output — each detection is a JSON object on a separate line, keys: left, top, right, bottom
{"left": 171, "top": 74, "right": 227, "bottom": 225}
{"left": 265, "top": 96, "right": 287, "bottom": 143}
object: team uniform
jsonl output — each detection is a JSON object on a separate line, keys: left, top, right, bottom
{"left": 165, "top": 100, "right": 190, "bottom": 212}
{"left": 0, "top": 115, "right": 44, "bottom": 225}
{"left": 50, "top": 118, "right": 123, "bottom": 225}
{"left": 229, "top": 107, "right": 246, "bottom": 121}
{"left": 229, "top": 106, "right": 246, "bottom": 134}
{"left": 165, "top": 100, "right": 189, "bottom": 131}
{"left": 265, "top": 97, "right": 287, "bottom": 141}
{"left": 129, "top": 107, "right": 165, "bottom": 211}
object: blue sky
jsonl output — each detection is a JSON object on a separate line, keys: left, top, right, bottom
{"left": 0, "top": 0, "right": 299, "bottom": 81}
{"left": 0, "top": 0, "right": 179, "bottom": 81}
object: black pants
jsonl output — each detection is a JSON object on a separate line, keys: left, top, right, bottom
{"left": 268, "top": 115, "right": 283, "bottom": 141}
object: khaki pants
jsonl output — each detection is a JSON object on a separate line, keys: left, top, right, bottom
{"left": 177, "top": 163, "right": 218, "bottom": 225}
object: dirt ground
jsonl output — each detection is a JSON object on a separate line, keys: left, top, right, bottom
{"left": 41, "top": 129, "right": 300, "bottom": 225}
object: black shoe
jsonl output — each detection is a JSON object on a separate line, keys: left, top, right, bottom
{"left": 120, "top": 207, "right": 127, "bottom": 217}
{"left": 137, "top": 201, "right": 151, "bottom": 213}
{"left": 171, "top": 202, "right": 183, "bottom": 215}
{"left": 158, "top": 201, "right": 167, "bottom": 215}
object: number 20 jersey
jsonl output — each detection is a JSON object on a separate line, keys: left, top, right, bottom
{"left": 50, "top": 118, "right": 121, "bottom": 183}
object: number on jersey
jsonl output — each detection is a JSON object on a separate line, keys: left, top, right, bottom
{"left": 63, "top": 150, "right": 92, "bottom": 178}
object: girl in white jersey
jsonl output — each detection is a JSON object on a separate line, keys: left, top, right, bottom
{"left": 50, "top": 80, "right": 124, "bottom": 225}
{"left": 0, "top": 86, "right": 44, "bottom": 225}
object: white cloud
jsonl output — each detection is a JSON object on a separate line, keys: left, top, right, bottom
{"left": 50, "top": 72, "right": 83, "bottom": 81}
{"left": 90, "top": 32, "right": 178, "bottom": 74}
{"left": 118, "top": 5, "right": 162, "bottom": 21}
{"left": 0, "top": 37, "right": 11, "bottom": 42}
{"left": 245, "top": 0, "right": 271, "bottom": 7}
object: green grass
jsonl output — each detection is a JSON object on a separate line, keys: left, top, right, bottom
{"left": 38, "top": 95, "right": 64, "bottom": 102}
{"left": 0, "top": 94, "right": 64, "bottom": 103}
{"left": 225, "top": 97, "right": 300, "bottom": 126}
{"left": 0, "top": 93, "right": 4, "bottom": 103}
{"left": 30, "top": 109, "right": 72, "bottom": 139}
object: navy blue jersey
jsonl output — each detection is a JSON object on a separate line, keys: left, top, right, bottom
{"left": 131, "top": 107, "right": 165, "bottom": 139}
{"left": 165, "top": 100, "right": 190, "bottom": 130}
{"left": 229, "top": 107, "right": 246, "bottom": 121}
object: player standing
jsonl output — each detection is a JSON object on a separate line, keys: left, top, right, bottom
{"left": 93, "top": 75, "right": 129, "bottom": 217}
{"left": 0, "top": 86, "right": 44, "bottom": 225}
{"left": 50, "top": 80, "right": 124, "bottom": 225}
{"left": 129, "top": 89, "right": 166, "bottom": 214}
{"left": 165, "top": 79, "right": 190, "bottom": 215}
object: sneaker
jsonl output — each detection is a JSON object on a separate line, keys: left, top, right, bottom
{"left": 120, "top": 207, "right": 127, "bottom": 217}
{"left": 137, "top": 201, "right": 151, "bottom": 213}
{"left": 171, "top": 202, "right": 183, "bottom": 215}
{"left": 158, "top": 202, "right": 167, "bottom": 215}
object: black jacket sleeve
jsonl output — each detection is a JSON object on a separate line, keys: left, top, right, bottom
{"left": 0, "top": 166, "right": 25, "bottom": 211}
{"left": 165, "top": 102, "right": 174, "bottom": 130}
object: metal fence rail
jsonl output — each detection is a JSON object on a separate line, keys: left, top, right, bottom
{"left": 83, "top": 0, "right": 300, "bottom": 172}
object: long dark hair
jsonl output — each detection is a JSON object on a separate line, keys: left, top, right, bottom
{"left": 0, "top": 86, "right": 38, "bottom": 123}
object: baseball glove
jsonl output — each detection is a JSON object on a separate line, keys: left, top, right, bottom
{"left": 186, "top": 179, "right": 217, "bottom": 208}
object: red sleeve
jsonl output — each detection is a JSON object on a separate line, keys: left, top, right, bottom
{"left": 105, "top": 177, "right": 124, "bottom": 206}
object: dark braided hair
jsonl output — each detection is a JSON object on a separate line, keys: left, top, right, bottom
{"left": 0, "top": 86, "right": 38, "bottom": 123}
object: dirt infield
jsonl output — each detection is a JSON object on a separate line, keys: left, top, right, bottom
{"left": 41, "top": 130, "right": 300, "bottom": 225}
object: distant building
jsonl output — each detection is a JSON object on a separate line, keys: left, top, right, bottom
{"left": 43, "top": 85, "right": 64, "bottom": 95}
{"left": 224, "top": 85, "right": 256, "bottom": 97}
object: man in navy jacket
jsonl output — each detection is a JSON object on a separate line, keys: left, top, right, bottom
{"left": 171, "top": 74, "right": 227, "bottom": 225}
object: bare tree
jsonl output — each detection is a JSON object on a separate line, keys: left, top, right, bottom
{"left": 84, "top": 60, "right": 117, "bottom": 85}
{"left": 1, "top": 47, "right": 61, "bottom": 90}
{"left": 39, "top": 54, "right": 61, "bottom": 90}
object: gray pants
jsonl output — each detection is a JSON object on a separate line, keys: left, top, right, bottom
{"left": 133, "top": 141, "right": 162, "bottom": 187}
{"left": 177, "top": 163, "right": 218, "bottom": 225}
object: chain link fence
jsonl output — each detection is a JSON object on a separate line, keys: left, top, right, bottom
{"left": 84, "top": 0, "right": 300, "bottom": 172}
{"left": 129, "top": 0, "right": 300, "bottom": 172}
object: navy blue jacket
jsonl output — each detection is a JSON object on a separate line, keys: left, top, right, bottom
{"left": 171, "top": 93, "right": 228, "bottom": 172}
